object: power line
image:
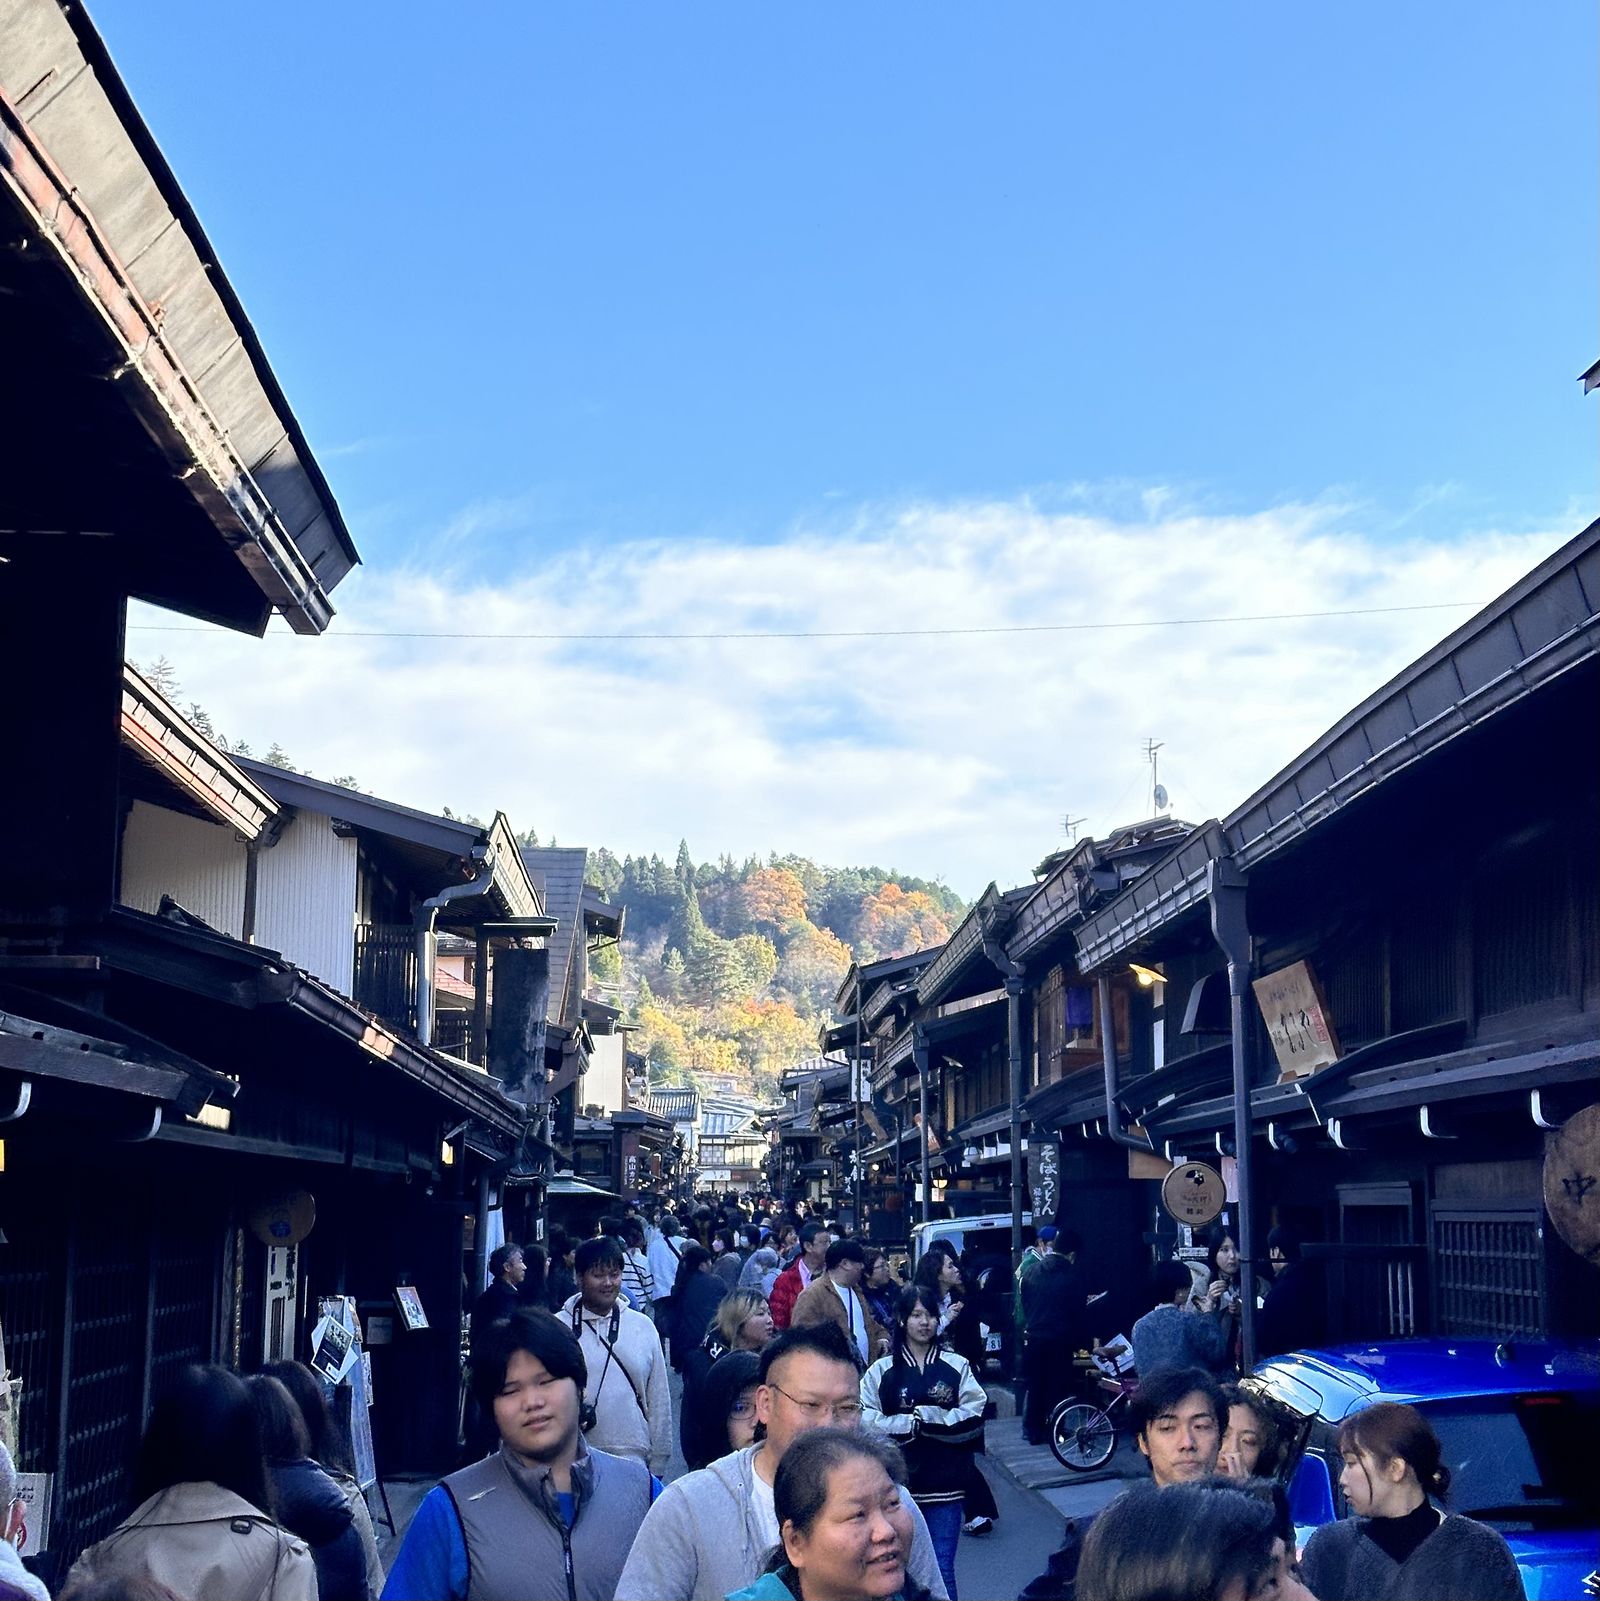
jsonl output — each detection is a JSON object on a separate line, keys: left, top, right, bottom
{"left": 126, "top": 598, "right": 1483, "bottom": 643}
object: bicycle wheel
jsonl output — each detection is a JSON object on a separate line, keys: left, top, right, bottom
{"left": 1048, "top": 1400, "right": 1117, "bottom": 1472}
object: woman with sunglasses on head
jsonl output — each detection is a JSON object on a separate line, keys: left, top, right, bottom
{"left": 860, "top": 1284, "right": 985, "bottom": 1600}
{"left": 682, "top": 1290, "right": 777, "bottom": 1464}
{"left": 1302, "top": 1400, "right": 1525, "bottom": 1600}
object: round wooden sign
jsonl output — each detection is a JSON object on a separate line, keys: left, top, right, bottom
{"left": 1161, "top": 1160, "right": 1226, "bottom": 1228}
{"left": 249, "top": 1188, "right": 317, "bottom": 1247}
{"left": 1543, "top": 1103, "right": 1600, "bottom": 1268}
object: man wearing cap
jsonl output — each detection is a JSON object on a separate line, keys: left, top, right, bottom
{"left": 1019, "top": 1227, "right": 1087, "bottom": 1445}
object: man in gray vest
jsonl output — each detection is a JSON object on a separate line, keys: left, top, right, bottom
{"left": 382, "top": 1310, "right": 658, "bottom": 1600}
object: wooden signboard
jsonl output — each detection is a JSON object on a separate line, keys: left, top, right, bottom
{"left": 1252, "top": 960, "right": 1340, "bottom": 1082}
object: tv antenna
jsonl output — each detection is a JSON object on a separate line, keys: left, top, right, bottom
{"left": 1143, "top": 739, "right": 1167, "bottom": 815}
{"left": 1063, "top": 814, "right": 1087, "bottom": 844}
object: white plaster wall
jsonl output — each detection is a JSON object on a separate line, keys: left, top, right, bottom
{"left": 119, "top": 800, "right": 247, "bottom": 936}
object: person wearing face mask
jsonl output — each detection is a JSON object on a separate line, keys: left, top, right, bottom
{"left": 1302, "top": 1401, "right": 1525, "bottom": 1601}
{"left": 860, "top": 1286, "right": 986, "bottom": 1600}
{"left": 727, "top": 1428, "right": 930, "bottom": 1601}
{"left": 383, "top": 1311, "right": 658, "bottom": 1600}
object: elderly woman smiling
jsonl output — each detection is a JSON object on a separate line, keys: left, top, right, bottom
{"left": 727, "top": 1427, "right": 930, "bottom": 1601}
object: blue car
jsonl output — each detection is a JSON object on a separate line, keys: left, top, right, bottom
{"left": 1242, "top": 1339, "right": 1600, "bottom": 1601}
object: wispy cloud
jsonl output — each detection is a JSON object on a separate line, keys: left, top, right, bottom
{"left": 126, "top": 492, "right": 1570, "bottom": 896}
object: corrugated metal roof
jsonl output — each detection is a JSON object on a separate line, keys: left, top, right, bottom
{"left": 521, "top": 847, "right": 591, "bottom": 1024}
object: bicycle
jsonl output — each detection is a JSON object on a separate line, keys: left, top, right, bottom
{"left": 1047, "top": 1354, "right": 1138, "bottom": 1472}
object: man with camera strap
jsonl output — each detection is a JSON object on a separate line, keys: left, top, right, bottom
{"left": 561, "top": 1234, "right": 674, "bottom": 1475}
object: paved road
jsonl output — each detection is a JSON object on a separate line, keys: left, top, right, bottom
{"left": 957, "top": 1456, "right": 1066, "bottom": 1600}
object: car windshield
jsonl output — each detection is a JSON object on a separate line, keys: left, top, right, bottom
{"left": 1418, "top": 1392, "right": 1599, "bottom": 1529}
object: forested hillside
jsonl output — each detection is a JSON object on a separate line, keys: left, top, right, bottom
{"left": 130, "top": 659, "right": 964, "bottom": 1102}
{"left": 583, "top": 844, "right": 965, "bottom": 1098}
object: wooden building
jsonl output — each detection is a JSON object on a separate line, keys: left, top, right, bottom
{"left": 1065, "top": 524, "right": 1600, "bottom": 1349}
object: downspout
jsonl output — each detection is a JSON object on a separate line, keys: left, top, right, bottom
{"left": 853, "top": 1005, "right": 864, "bottom": 1232}
{"left": 1207, "top": 856, "right": 1258, "bottom": 1370}
{"left": 982, "top": 931, "right": 1027, "bottom": 1269}
{"left": 912, "top": 1023, "right": 932, "bottom": 1226}
{"left": 415, "top": 844, "right": 497, "bottom": 1047}
{"left": 1099, "top": 975, "right": 1156, "bottom": 1151}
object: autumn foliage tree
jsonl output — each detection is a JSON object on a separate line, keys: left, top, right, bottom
{"left": 608, "top": 842, "right": 964, "bottom": 1097}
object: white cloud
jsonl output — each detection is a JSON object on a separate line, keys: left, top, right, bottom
{"left": 126, "top": 493, "right": 1570, "bottom": 898}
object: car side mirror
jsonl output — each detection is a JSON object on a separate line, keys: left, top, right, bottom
{"left": 1287, "top": 1453, "right": 1336, "bottom": 1527}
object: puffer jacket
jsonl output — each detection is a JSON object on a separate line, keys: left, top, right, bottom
{"left": 63, "top": 1480, "right": 316, "bottom": 1601}
{"left": 269, "top": 1455, "right": 370, "bottom": 1599}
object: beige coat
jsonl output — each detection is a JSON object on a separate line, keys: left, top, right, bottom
{"left": 63, "top": 1480, "right": 317, "bottom": 1601}
{"left": 790, "top": 1274, "right": 888, "bottom": 1362}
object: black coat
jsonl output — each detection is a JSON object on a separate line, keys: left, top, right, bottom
{"left": 470, "top": 1279, "right": 522, "bottom": 1347}
{"left": 1021, "top": 1255, "right": 1088, "bottom": 1348}
{"left": 1256, "top": 1260, "right": 1322, "bottom": 1358}
{"left": 546, "top": 1262, "right": 578, "bottom": 1313}
{"left": 672, "top": 1272, "right": 727, "bottom": 1371}
{"left": 268, "top": 1457, "right": 368, "bottom": 1601}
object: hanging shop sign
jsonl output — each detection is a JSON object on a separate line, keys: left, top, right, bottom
{"left": 249, "top": 1188, "right": 316, "bottom": 1247}
{"left": 1543, "top": 1103, "right": 1600, "bottom": 1268}
{"left": 1252, "top": 960, "right": 1340, "bottom": 1082}
{"left": 1161, "top": 1160, "right": 1226, "bottom": 1228}
{"left": 1028, "top": 1134, "right": 1061, "bottom": 1223}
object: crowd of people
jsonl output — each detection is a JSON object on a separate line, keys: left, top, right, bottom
{"left": 3, "top": 1199, "right": 1530, "bottom": 1601}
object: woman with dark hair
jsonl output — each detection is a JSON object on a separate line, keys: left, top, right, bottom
{"left": 1199, "top": 1223, "right": 1244, "bottom": 1370}
{"left": 861, "top": 1250, "right": 898, "bottom": 1337}
{"left": 1076, "top": 1478, "right": 1302, "bottom": 1601}
{"left": 682, "top": 1349, "right": 762, "bottom": 1471}
{"left": 247, "top": 1373, "right": 370, "bottom": 1600}
{"left": 860, "top": 1284, "right": 985, "bottom": 1599}
{"left": 727, "top": 1426, "right": 926, "bottom": 1601}
{"left": 518, "top": 1240, "right": 549, "bottom": 1309}
{"left": 1256, "top": 1224, "right": 1322, "bottom": 1359}
{"left": 1216, "top": 1383, "right": 1281, "bottom": 1481}
{"left": 262, "top": 1360, "right": 383, "bottom": 1599}
{"left": 545, "top": 1228, "right": 578, "bottom": 1312}
{"left": 62, "top": 1364, "right": 315, "bottom": 1600}
{"left": 670, "top": 1243, "right": 726, "bottom": 1374}
{"left": 1302, "top": 1401, "right": 1525, "bottom": 1600}
{"left": 712, "top": 1228, "right": 746, "bottom": 1291}
{"left": 911, "top": 1252, "right": 983, "bottom": 1372}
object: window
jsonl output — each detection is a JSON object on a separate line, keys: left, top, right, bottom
{"left": 1420, "top": 1393, "right": 1598, "bottom": 1529}
{"left": 1431, "top": 1208, "right": 1546, "bottom": 1338}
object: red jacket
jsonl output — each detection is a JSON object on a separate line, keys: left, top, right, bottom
{"left": 768, "top": 1259, "right": 808, "bottom": 1329}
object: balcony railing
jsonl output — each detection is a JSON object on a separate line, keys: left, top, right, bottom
{"left": 432, "top": 1010, "right": 485, "bottom": 1067}
{"left": 352, "top": 924, "right": 416, "bottom": 1035}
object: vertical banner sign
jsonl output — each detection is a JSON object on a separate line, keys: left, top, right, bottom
{"left": 1028, "top": 1134, "right": 1061, "bottom": 1224}
{"left": 1251, "top": 960, "right": 1340, "bottom": 1082}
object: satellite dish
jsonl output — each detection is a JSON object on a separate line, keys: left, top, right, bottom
{"left": 1153, "top": 783, "right": 1170, "bottom": 810}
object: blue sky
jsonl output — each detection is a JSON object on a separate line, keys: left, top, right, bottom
{"left": 105, "top": 2, "right": 1596, "bottom": 892}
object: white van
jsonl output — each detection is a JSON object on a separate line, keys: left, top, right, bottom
{"left": 908, "top": 1212, "right": 1032, "bottom": 1270}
